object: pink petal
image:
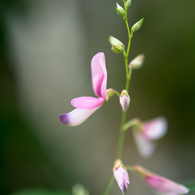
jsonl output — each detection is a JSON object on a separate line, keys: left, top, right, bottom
{"left": 91, "top": 52, "right": 107, "bottom": 100}
{"left": 71, "top": 96, "right": 105, "bottom": 109}
{"left": 146, "top": 175, "right": 189, "bottom": 195}
{"left": 143, "top": 117, "right": 167, "bottom": 140}
{"left": 114, "top": 166, "right": 130, "bottom": 193}
{"left": 133, "top": 129, "right": 155, "bottom": 158}
{"left": 59, "top": 107, "right": 101, "bottom": 126}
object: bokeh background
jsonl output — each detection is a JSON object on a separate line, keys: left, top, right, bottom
{"left": 1, "top": 0, "right": 195, "bottom": 195}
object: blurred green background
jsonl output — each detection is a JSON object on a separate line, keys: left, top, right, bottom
{"left": 1, "top": 0, "right": 195, "bottom": 195}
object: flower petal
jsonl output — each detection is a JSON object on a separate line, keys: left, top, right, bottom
{"left": 146, "top": 175, "right": 189, "bottom": 195}
{"left": 133, "top": 129, "right": 155, "bottom": 158}
{"left": 71, "top": 96, "right": 104, "bottom": 109}
{"left": 114, "top": 166, "right": 130, "bottom": 193}
{"left": 91, "top": 52, "right": 107, "bottom": 100}
{"left": 59, "top": 107, "right": 101, "bottom": 126}
{"left": 133, "top": 166, "right": 189, "bottom": 195}
{"left": 143, "top": 117, "right": 167, "bottom": 140}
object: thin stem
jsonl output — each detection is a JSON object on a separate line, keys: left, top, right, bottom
{"left": 102, "top": 174, "right": 115, "bottom": 195}
{"left": 116, "top": 111, "right": 127, "bottom": 158}
{"left": 102, "top": 3, "right": 133, "bottom": 195}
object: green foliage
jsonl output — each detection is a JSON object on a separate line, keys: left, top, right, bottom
{"left": 184, "top": 181, "right": 195, "bottom": 192}
{"left": 11, "top": 189, "right": 72, "bottom": 195}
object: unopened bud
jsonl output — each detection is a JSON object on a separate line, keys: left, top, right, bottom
{"left": 106, "top": 88, "right": 115, "bottom": 101}
{"left": 72, "top": 184, "right": 89, "bottom": 195}
{"left": 120, "top": 90, "right": 130, "bottom": 111}
{"left": 125, "top": 0, "right": 131, "bottom": 9}
{"left": 129, "top": 54, "right": 145, "bottom": 69}
{"left": 109, "top": 36, "right": 125, "bottom": 54}
{"left": 131, "top": 18, "right": 144, "bottom": 34}
{"left": 115, "top": 3, "right": 125, "bottom": 18}
{"left": 113, "top": 160, "right": 130, "bottom": 194}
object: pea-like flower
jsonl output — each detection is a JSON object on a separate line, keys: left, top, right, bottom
{"left": 59, "top": 52, "right": 107, "bottom": 126}
{"left": 133, "top": 165, "right": 189, "bottom": 195}
{"left": 132, "top": 117, "right": 167, "bottom": 158}
{"left": 113, "top": 160, "right": 130, "bottom": 194}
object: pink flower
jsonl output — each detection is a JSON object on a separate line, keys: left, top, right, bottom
{"left": 134, "top": 165, "right": 189, "bottom": 195}
{"left": 132, "top": 117, "right": 167, "bottom": 158}
{"left": 59, "top": 52, "right": 107, "bottom": 126}
{"left": 113, "top": 160, "right": 130, "bottom": 194}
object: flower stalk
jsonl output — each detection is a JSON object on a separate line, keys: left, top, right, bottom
{"left": 103, "top": 1, "right": 133, "bottom": 195}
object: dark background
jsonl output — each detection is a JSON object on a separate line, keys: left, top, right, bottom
{"left": 1, "top": 0, "right": 195, "bottom": 195}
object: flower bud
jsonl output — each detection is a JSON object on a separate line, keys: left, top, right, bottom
{"left": 72, "top": 184, "right": 89, "bottom": 195}
{"left": 120, "top": 90, "right": 130, "bottom": 111}
{"left": 131, "top": 18, "right": 144, "bottom": 34}
{"left": 125, "top": 0, "right": 131, "bottom": 9}
{"left": 133, "top": 165, "right": 189, "bottom": 195}
{"left": 115, "top": 3, "right": 125, "bottom": 18}
{"left": 106, "top": 88, "right": 115, "bottom": 101}
{"left": 129, "top": 54, "right": 145, "bottom": 69}
{"left": 113, "top": 160, "right": 130, "bottom": 194}
{"left": 109, "top": 36, "right": 125, "bottom": 54}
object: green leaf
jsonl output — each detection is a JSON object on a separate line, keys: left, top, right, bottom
{"left": 11, "top": 189, "right": 72, "bottom": 195}
{"left": 182, "top": 181, "right": 195, "bottom": 193}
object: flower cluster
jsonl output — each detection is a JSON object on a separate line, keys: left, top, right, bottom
{"left": 58, "top": 0, "right": 190, "bottom": 194}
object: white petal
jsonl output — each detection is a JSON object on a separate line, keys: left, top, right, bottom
{"left": 143, "top": 117, "right": 167, "bottom": 140}
{"left": 133, "top": 129, "right": 155, "bottom": 158}
{"left": 59, "top": 106, "right": 101, "bottom": 126}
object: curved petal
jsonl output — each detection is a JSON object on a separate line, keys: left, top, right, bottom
{"left": 91, "top": 52, "right": 107, "bottom": 100}
{"left": 114, "top": 166, "right": 130, "bottom": 193}
{"left": 133, "top": 166, "right": 189, "bottom": 195}
{"left": 71, "top": 96, "right": 104, "bottom": 109}
{"left": 59, "top": 106, "right": 101, "bottom": 126}
{"left": 146, "top": 175, "right": 189, "bottom": 195}
{"left": 133, "top": 129, "right": 155, "bottom": 158}
{"left": 143, "top": 117, "right": 167, "bottom": 140}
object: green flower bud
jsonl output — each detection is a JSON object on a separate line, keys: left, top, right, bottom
{"left": 125, "top": 0, "right": 131, "bottom": 9}
{"left": 72, "top": 184, "right": 89, "bottom": 195}
{"left": 106, "top": 88, "right": 115, "bottom": 101}
{"left": 129, "top": 54, "right": 145, "bottom": 69}
{"left": 131, "top": 18, "right": 144, "bottom": 34}
{"left": 109, "top": 36, "right": 125, "bottom": 54}
{"left": 115, "top": 3, "right": 125, "bottom": 18}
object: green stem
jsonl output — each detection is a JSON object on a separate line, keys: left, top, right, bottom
{"left": 116, "top": 111, "right": 127, "bottom": 158}
{"left": 102, "top": 174, "right": 115, "bottom": 195}
{"left": 102, "top": 3, "right": 133, "bottom": 195}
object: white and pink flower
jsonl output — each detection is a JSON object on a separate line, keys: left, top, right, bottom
{"left": 133, "top": 117, "right": 167, "bottom": 158}
{"left": 119, "top": 90, "right": 130, "bottom": 112}
{"left": 59, "top": 52, "right": 107, "bottom": 126}
{"left": 134, "top": 165, "right": 189, "bottom": 195}
{"left": 113, "top": 160, "right": 130, "bottom": 194}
